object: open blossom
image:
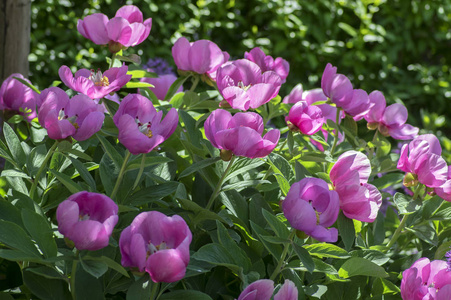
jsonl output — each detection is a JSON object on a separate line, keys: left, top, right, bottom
{"left": 285, "top": 101, "right": 324, "bottom": 135}
{"left": 237, "top": 279, "right": 298, "bottom": 300}
{"left": 435, "top": 166, "right": 451, "bottom": 201}
{"left": 140, "top": 74, "right": 182, "bottom": 100}
{"left": 364, "top": 90, "right": 418, "bottom": 140}
{"left": 119, "top": 211, "right": 192, "bottom": 283}
{"left": 274, "top": 280, "right": 298, "bottom": 300}
{"left": 282, "top": 178, "right": 339, "bottom": 242}
{"left": 172, "top": 37, "right": 229, "bottom": 79}
{"left": 56, "top": 191, "right": 118, "bottom": 251}
{"left": 401, "top": 257, "right": 451, "bottom": 300}
{"left": 397, "top": 134, "right": 448, "bottom": 188}
{"left": 59, "top": 65, "right": 131, "bottom": 99}
{"left": 321, "top": 63, "right": 371, "bottom": 120}
{"left": 113, "top": 94, "right": 178, "bottom": 154}
{"left": 0, "top": 73, "right": 40, "bottom": 122}
{"left": 216, "top": 59, "right": 282, "bottom": 110}
{"left": 38, "top": 87, "right": 105, "bottom": 141}
{"left": 77, "top": 5, "right": 152, "bottom": 52}
{"left": 204, "top": 109, "right": 280, "bottom": 160}
{"left": 244, "top": 47, "right": 289, "bottom": 82}
{"left": 330, "top": 151, "right": 382, "bottom": 222}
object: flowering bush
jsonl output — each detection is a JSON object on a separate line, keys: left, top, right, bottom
{"left": 1, "top": 3, "right": 451, "bottom": 300}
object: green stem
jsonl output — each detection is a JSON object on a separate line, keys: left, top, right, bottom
{"left": 110, "top": 150, "right": 132, "bottom": 201}
{"left": 30, "top": 141, "right": 58, "bottom": 200}
{"left": 70, "top": 250, "right": 79, "bottom": 300}
{"left": 189, "top": 76, "right": 200, "bottom": 92}
{"left": 277, "top": 138, "right": 288, "bottom": 154}
{"left": 330, "top": 108, "right": 341, "bottom": 156}
{"left": 132, "top": 153, "right": 146, "bottom": 190}
{"left": 269, "top": 230, "right": 295, "bottom": 280}
{"left": 109, "top": 53, "right": 117, "bottom": 69}
{"left": 206, "top": 156, "right": 236, "bottom": 210}
{"left": 150, "top": 281, "right": 160, "bottom": 300}
{"left": 386, "top": 184, "right": 423, "bottom": 249}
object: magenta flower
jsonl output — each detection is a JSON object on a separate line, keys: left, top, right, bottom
{"left": 321, "top": 63, "right": 372, "bottom": 120}
{"left": 0, "top": 73, "right": 40, "bottom": 122}
{"left": 204, "top": 109, "right": 280, "bottom": 159}
{"left": 38, "top": 87, "right": 105, "bottom": 141}
{"left": 282, "top": 178, "right": 339, "bottom": 242}
{"left": 285, "top": 101, "right": 325, "bottom": 135}
{"left": 140, "top": 74, "right": 182, "bottom": 100}
{"left": 119, "top": 211, "right": 192, "bottom": 283}
{"left": 58, "top": 65, "right": 131, "bottom": 99}
{"left": 330, "top": 151, "right": 382, "bottom": 222}
{"left": 274, "top": 280, "right": 298, "bottom": 300}
{"left": 216, "top": 59, "right": 282, "bottom": 110}
{"left": 244, "top": 47, "right": 289, "bottom": 82}
{"left": 113, "top": 94, "right": 178, "bottom": 154}
{"left": 237, "top": 279, "right": 274, "bottom": 300}
{"left": 172, "top": 37, "right": 229, "bottom": 79}
{"left": 401, "top": 257, "right": 451, "bottom": 300}
{"left": 77, "top": 5, "right": 152, "bottom": 52}
{"left": 56, "top": 191, "right": 118, "bottom": 251}
{"left": 364, "top": 90, "right": 419, "bottom": 140}
{"left": 397, "top": 134, "right": 448, "bottom": 188}
{"left": 435, "top": 167, "right": 451, "bottom": 201}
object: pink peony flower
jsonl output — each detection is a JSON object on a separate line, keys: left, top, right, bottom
{"left": 274, "top": 280, "right": 298, "bottom": 300}
{"left": 285, "top": 101, "right": 325, "bottom": 135}
{"left": 38, "top": 87, "right": 105, "bottom": 141}
{"left": 0, "top": 73, "right": 40, "bottom": 122}
{"left": 237, "top": 279, "right": 274, "bottom": 300}
{"left": 244, "top": 47, "right": 289, "bottom": 83}
{"left": 56, "top": 191, "right": 118, "bottom": 251}
{"left": 58, "top": 65, "right": 131, "bottom": 99}
{"left": 216, "top": 59, "right": 282, "bottom": 110}
{"left": 77, "top": 5, "right": 152, "bottom": 52}
{"left": 397, "top": 134, "right": 448, "bottom": 188}
{"left": 204, "top": 109, "right": 280, "bottom": 159}
{"left": 282, "top": 178, "right": 339, "bottom": 242}
{"left": 140, "top": 74, "right": 182, "bottom": 100}
{"left": 113, "top": 94, "right": 178, "bottom": 154}
{"left": 401, "top": 257, "right": 451, "bottom": 300}
{"left": 330, "top": 151, "right": 382, "bottom": 222}
{"left": 119, "top": 211, "right": 192, "bottom": 283}
{"left": 172, "top": 37, "right": 229, "bottom": 79}
{"left": 435, "top": 166, "right": 451, "bottom": 201}
{"left": 364, "top": 90, "right": 418, "bottom": 140}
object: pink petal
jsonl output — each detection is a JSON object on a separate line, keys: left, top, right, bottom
{"left": 77, "top": 14, "right": 110, "bottom": 45}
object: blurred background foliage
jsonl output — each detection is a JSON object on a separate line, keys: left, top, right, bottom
{"left": 30, "top": 0, "right": 451, "bottom": 154}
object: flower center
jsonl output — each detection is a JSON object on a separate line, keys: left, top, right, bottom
{"left": 237, "top": 80, "right": 252, "bottom": 91}
{"left": 58, "top": 108, "right": 79, "bottom": 129}
{"left": 135, "top": 116, "right": 153, "bottom": 138}
{"left": 146, "top": 240, "right": 168, "bottom": 257}
{"left": 308, "top": 200, "right": 322, "bottom": 225}
{"left": 79, "top": 213, "right": 90, "bottom": 221}
{"left": 89, "top": 69, "right": 110, "bottom": 87}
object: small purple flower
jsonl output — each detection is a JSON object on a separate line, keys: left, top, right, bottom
{"left": 282, "top": 178, "right": 339, "bottom": 242}
{"left": 397, "top": 134, "right": 448, "bottom": 188}
{"left": 140, "top": 74, "right": 182, "bottom": 100}
{"left": 330, "top": 151, "right": 382, "bottom": 222}
{"left": 401, "top": 257, "right": 451, "bottom": 300}
{"left": 77, "top": 5, "right": 152, "bottom": 52}
{"left": 119, "top": 211, "right": 192, "bottom": 283}
{"left": 113, "top": 94, "right": 178, "bottom": 154}
{"left": 244, "top": 47, "right": 289, "bottom": 83}
{"left": 142, "top": 57, "right": 174, "bottom": 75}
{"left": 216, "top": 59, "right": 282, "bottom": 111}
{"left": 59, "top": 65, "right": 131, "bottom": 99}
{"left": 285, "top": 101, "right": 325, "bottom": 135}
{"left": 0, "top": 73, "right": 40, "bottom": 122}
{"left": 446, "top": 247, "right": 451, "bottom": 272}
{"left": 237, "top": 279, "right": 274, "bottom": 300}
{"left": 38, "top": 87, "right": 105, "bottom": 141}
{"left": 364, "top": 90, "right": 419, "bottom": 140}
{"left": 204, "top": 109, "right": 280, "bottom": 160}
{"left": 172, "top": 37, "right": 229, "bottom": 79}
{"left": 56, "top": 191, "right": 118, "bottom": 251}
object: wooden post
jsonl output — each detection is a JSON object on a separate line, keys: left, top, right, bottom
{"left": 0, "top": 0, "right": 31, "bottom": 82}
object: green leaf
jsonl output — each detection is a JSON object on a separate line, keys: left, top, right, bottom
{"left": 250, "top": 221, "right": 282, "bottom": 259}
{"left": 264, "top": 157, "right": 291, "bottom": 196}
{"left": 338, "top": 257, "right": 389, "bottom": 278}
{"left": 292, "top": 243, "right": 315, "bottom": 274}
{"left": 169, "top": 92, "right": 184, "bottom": 108}
{"left": 0, "top": 220, "right": 41, "bottom": 257}
{"left": 27, "top": 144, "right": 47, "bottom": 177}
{"left": 129, "top": 182, "right": 179, "bottom": 205}
{"left": 49, "top": 169, "right": 83, "bottom": 194}
{"left": 23, "top": 270, "right": 71, "bottom": 300}
{"left": 192, "top": 243, "right": 242, "bottom": 274}
{"left": 21, "top": 209, "right": 57, "bottom": 258}
{"left": 261, "top": 209, "right": 290, "bottom": 238}
{"left": 372, "top": 278, "right": 401, "bottom": 296}
{"left": 96, "top": 134, "right": 124, "bottom": 169}
{"left": 79, "top": 257, "right": 108, "bottom": 279}
{"left": 216, "top": 221, "right": 251, "bottom": 273}
{"left": 13, "top": 76, "right": 40, "bottom": 94}
{"left": 26, "top": 266, "right": 64, "bottom": 280}
{"left": 179, "top": 157, "right": 220, "bottom": 178}
{"left": 124, "top": 81, "right": 154, "bottom": 89}
{"left": 165, "top": 76, "right": 191, "bottom": 101}
{"left": 0, "top": 199, "right": 23, "bottom": 227}
{"left": 160, "top": 290, "right": 213, "bottom": 300}
{"left": 338, "top": 212, "right": 355, "bottom": 251}
{"left": 127, "top": 70, "right": 157, "bottom": 79}
{"left": 83, "top": 256, "right": 129, "bottom": 277}
{"left": 225, "top": 157, "right": 265, "bottom": 182}
{"left": 222, "top": 180, "right": 270, "bottom": 192}
{"left": 3, "top": 123, "right": 26, "bottom": 168}
{"left": 125, "top": 155, "right": 172, "bottom": 172}
{"left": 69, "top": 157, "right": 96, "bottom": 191}
{"left": 126, "top": 275, "right": 153, "bottom": 300}
{"left": 304, "top": 243, "right": 351, "bottom": 259}
{"left": 65, "top": 148, "right": 93, "bottom": 161}
{"left": 1, "top": 169, "right": 30, "bottom": 179}
{"left": 0, "top": 249, "right": 44, "bottom": 263}
{"left": 393, "top": 192, "right": 422, "bottom": 215}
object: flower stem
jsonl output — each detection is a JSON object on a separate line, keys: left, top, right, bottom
{"left": 277, "top": 138, "right": 288, "bottom": 154}
{"left": 70, "top": 250, "right": 79, "bottom": 300}
{"left": 110, "top": 150, "right": 132, "bottom": 201}
{"left": 269, "top": 230, "right": 295, "bottom": 280}
{"left": 189, "top": 76, "right": 200, "bottom": 92}
{"left": 132, "top": 153, "right": 146, "bottom": 190}
{"left": 386, "top": 184, "right": 423, "bottom": 249}
{"left": 206, "top": 155, "right": 236, "bottom": 210}
{"left": 109, "top": 53, "right": 117, "bottom": 69}
{"left": 29, "top": 141, "right": 59, "bottom": 200}
{"left": 149, "top": 281, "right": 160, "bottom": 300}
{"left": 330, "top": 108, "right": 341, "bottom": 156}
